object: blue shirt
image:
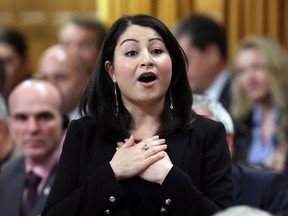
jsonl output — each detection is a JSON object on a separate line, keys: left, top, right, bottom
{"left": 247, "top": 106, "right": 279, "bottom": 164}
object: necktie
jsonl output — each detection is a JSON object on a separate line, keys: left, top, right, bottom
{"left": 22, "top": 171, "right": 42, "bottom": 216}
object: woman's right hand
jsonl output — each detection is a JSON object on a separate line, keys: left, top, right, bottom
{"left": 109, "top": 135, "right": 167, "bottom": 180}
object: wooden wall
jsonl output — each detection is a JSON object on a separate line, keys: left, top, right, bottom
{"left": 1, "top": 0, "right": 287, "bottom": 73}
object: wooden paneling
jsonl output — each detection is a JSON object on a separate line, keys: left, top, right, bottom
{"left": 0, "top": 0, "right": 96, "bottom": 74}
{"left": 1, "top": 0, "right": 287, "bottom": 73}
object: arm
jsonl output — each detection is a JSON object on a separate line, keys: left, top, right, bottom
{"left": 149, "top": 120, "right": 236, "bottom": 215}
{"left": 42, "top": 120, "right": 126, "bottom": 216}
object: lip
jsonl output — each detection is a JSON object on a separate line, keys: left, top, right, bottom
{"left": 137, "top": 71, "right": 157, "bottom": 87}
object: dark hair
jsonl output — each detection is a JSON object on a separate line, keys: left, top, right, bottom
{"left": 174, "top": 14, "right": 227, "bottom": 59}
{"left": 61, "top": 16, "right": 107, "bottom": 50}
{"left": 80, "top": 14, "right": 194, "bottom": 139}
{"left": 0, "top": 28, "right": 28, "bottom": 58}
{"left": 0, "top": 59, "right": 5, "bottom": 92}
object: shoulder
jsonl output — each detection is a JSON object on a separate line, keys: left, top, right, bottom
{"left": 69, "top": 116, "right": 99, "bottom": 132}
{"left": 0, "top": 156, "right": 25, "bottom": 182}
{"left": 190, "top": 115, "right": 226, "bottom": 133}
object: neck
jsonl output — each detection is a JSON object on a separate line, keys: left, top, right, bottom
{"left": 126, "top": 101, "right": 163, "bottom": 141}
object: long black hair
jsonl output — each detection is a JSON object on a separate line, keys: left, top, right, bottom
{"left": 80, "top": 14, "right": 194, "bottom": 139}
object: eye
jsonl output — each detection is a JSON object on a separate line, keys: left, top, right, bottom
{"left": 13, "top": 114, "right": 28, "bottom": 122}
{"left": 125, "top": 50, "right": 138, "bottom": 56}
{"left": 151, "top": 48, "right": 163, "bottom": 55}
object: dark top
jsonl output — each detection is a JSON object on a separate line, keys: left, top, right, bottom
{"left": 232, "top": 163, "right": 288, "bottom": 214}
{"left": 42, "top": 116, "right": 235, "bottom": 216}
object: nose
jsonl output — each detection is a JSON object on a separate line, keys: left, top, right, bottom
{"left": 140, "top": 51, "right": 154, "bottom": 67}
{"left": 27, "top": 118, "right": 39, "bottom": 133}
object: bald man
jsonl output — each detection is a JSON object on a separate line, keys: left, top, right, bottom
{"left": 37, "top": 44, "right": 90, "bottom": 120}
{"left": 0, "top": 79, "right": 67, "bottom": 216}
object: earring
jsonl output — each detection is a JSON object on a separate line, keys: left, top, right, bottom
{"left": 114, "top": 81, "right": 119, "bottom": 117}
{"left": 169, "top": 89, "right": 174, "bottom": 110}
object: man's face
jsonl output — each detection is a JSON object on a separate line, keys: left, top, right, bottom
{"left": 59, "top": 23, "right": 99, "bottom": 72}
{"left": 0, "top": 42, "right": 29, "bottom": 95}
{"left": 38, "top": 49, "right": 89, "bottom": 114}
{"left": 8, "top": 84, "right": 64, "bottom": 163}
{"left": 177, "top": 34, "right": 215, "bottom": 93}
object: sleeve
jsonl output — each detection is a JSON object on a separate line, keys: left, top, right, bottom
{"left": 42, "top": 120, "right": 127, "bottom": 216}
{"left": 150, "top": 121, "right": 236, "bottom": 216}
{"left": 264, "top": 173, "right": 288, "bottom": 214}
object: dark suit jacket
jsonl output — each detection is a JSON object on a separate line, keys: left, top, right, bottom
{"left": 218, "top": 77, "right": 231, "bottom": 111}
{"left": 232, "top": 163, "right": 288, "bottom": 214}
{"left": 0, "top": 156, "right": 57, "bottom": 216}
{"left": 42, "top": 116, "right": 235, "bottom": 216}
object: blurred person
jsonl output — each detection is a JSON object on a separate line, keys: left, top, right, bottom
{"left": 0, "top": 28, "right": 31, "bottom": 99}
{"left": 230, "top": 36, "right": 288, "bottom": 173}
{"left": 58, "top": 15, "right": 106, "bottom": 74}
{"left": 42, "top": 14, "right": 235, "bottom": 216}
{"left": 174, "top": 14, "right": 231, "bottom": 110}
{"left": 0, "top": 92, "right": 21, "bottom": 167}
{"left": 193, "top": 94, "right": 288, "bottom": 215}
{"left": 212, "top": 205, "right": 273, "bottom": 216}
{"left": 0, "top": 79, "right": 68, "bottom": 216}
{"left": 0, "top": 58, "right": 6, "bottom": 92}
{"left": 37, "top": 44, "right": 90, "bottom": 120}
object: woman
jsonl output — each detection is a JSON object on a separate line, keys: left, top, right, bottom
{"left": 231, "top": 36, "right": 288, "bottom": 173}
{"left": 42, "top": 14, "right": 235, "bottom": 216}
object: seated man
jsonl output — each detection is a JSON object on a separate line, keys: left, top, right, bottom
{"left": 192, "top": 94, "right": 288, "bottom": 215}
{"left": 0, "top": 79, "right": 68, "bottom": 216}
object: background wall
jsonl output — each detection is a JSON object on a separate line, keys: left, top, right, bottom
{"left": 0, "top": 0, "right": 287, "bottom": 73}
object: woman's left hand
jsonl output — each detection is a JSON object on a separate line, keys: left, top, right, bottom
{"left": 138, "top": 151, "right": 173, "bottom": 185}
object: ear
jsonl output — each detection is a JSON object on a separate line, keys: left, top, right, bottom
{"left": 105, "top": 61, "right": 116, "bottom": 82}
{"left": 206, "top": 44, "right": 221, "bottom": 64}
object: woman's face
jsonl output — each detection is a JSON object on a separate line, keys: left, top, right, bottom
{"left": 106, "top": 25, "right": 172, "bottom": 110}
{"left": 234, "top": 47, "right": 270, "bottom": 103}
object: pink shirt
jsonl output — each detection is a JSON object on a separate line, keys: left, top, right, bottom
{"left": 24, "top": 146, "right": 60, "bottom": 195}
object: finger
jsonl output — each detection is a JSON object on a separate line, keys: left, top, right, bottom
{"left": 121, "top": 135, "right": 135, "bottom": 148}
{"left": 143, "top": 151, "right": 166, "bottom": 167}
{"left": 143, "top": 144, "right": 167, "bottom": 157}
{"left": 117, "top": 142, "right": 124, "bottom": 148}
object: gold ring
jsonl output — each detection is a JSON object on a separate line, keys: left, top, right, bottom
{"left": 142, "top": 143, "right": 149, "bottom": 150}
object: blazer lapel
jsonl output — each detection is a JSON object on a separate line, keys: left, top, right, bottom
{"left": 165, "top": 129, "right": 193, "bottom": 167}
{"left": 34, "top": 163, "right": 58, "bottom": 215}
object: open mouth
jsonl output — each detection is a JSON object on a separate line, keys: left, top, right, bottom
{"left": 138, "top": 72, "right": 157, "bottom": 83}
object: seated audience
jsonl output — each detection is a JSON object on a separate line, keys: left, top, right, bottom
{"left": 230, "top": 36, "right": 288, "bottom": 173}
{"left": 174, "top": 14, "right": 231, "bottom": 110}
{"left": 193, "top": 94, "right": 288, "bottom": 215}
{"left": 0, "top": 28, "right": 31, "bottom": 100}
{"left": 0, "top": 79, "right": 68, "bottom": 216}
{"left": 58, "top": 15, "right": 106, "bottom": 74}
{"left": 0, "top": 93, "right": 21, "bottom": 167}
{"left": 37, "top": 44, "right": 90, "bottom": 120}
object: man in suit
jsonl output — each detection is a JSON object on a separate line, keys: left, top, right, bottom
{"left": 192, "top": 94, "right": 288, "bottom": 215}
{"left": 37, "top": 44, "right": 90, "bottom": 120}
{"left": 0, "top": 79, "right": 67, "bottom": 216}
{"left": 58, "top": 15, "right": 106, "bottom": 74}
{"left": 175, "top": 14, "right": 231, "bottom": 110}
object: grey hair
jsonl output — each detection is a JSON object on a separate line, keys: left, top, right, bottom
{"left": 212, "top": 205, "right": 273, "bottom": 216}
{"left": 192, "top": 94, "right": 234, "bottom": 134}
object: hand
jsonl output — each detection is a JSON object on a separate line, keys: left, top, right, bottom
{"left": 110, "top": 135, "right": 167, "bottom": 180}
{"left": 138, "top": 151, "right": 173, "bottom": 185}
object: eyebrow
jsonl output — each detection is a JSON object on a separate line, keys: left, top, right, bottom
{"left": 120, "top": 37, "right": 164, "bottom": 46}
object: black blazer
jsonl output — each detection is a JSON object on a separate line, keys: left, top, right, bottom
{"left": 42, "top": 116, "right": 235, "bottom": 216}
{"left": 0, "top": 156, "right": 57, "bottom": 216}
{"left": 232, "top": 163, "right": 288, "bottom": 214}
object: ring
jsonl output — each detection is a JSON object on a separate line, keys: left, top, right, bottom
{"left": 142, "top": 143, "right": 149, "bottom": 150}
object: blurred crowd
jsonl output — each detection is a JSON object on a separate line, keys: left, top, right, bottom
{"left": 0, "top": 13, "right": 288, "bottom": 216}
